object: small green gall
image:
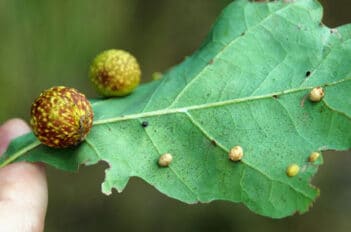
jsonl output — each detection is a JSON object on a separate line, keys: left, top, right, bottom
{"left": 286, "top": 164, "right": 300, "bottom": 177}
{"left": 30, "top": 86, "right": 94, "bottom": 148}
{"left": 309, "top": 87, "right": 324, "bottom": 102}
{"left": 152, "top": 72, "right": 163, "bottom": 81}
{"left": 229, "top": 146, "right": 243, "bottom": 162}
{"left": 309, "top": 152, "right": 320, "bottom": 162}
{"left": 90, "top": 49, "right": 141, "bottom": 97}
{"left": 158, "top": 153, "right": 173, "bottom": 167}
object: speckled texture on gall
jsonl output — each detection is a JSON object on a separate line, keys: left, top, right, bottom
{"left": 30, "top": 86, "right": 94, "bottom": 148}
{"left": 90, "top": 49, "right": 141, "bottom": 97}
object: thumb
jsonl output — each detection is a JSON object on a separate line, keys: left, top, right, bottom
{"left": 0, "top": 118, "right": 48, "bottom": 232}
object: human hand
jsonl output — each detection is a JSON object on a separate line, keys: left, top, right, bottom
{"left": 0, "top": 119, "right": 47, "bottom": 232}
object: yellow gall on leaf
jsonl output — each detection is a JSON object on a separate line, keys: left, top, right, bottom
{"left": 89, "top": 49, "right": 141, "bottom": 97}
{"left": 286, "top": 164, "right": 300, "bottom": 177}
{"left": 309, "top": 87, "right": 325, "bottom": 102}
{"left": 158, "top": 153, "right": 173, "bottom": 167}
{"left": 229, "top": 146, "right": 243, "bottom": 162}
{"left": 309, "top": 152, "right": 320, "bottom": 162}
{"left": 30, "top": 86, "right": 94, "bottom": 148}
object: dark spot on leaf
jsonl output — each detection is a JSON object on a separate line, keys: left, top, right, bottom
{"left": 211, "top": 139, "right": 217, "bottom": 147}
{"left": 330, "top": 28, "right": 338, "bottom": 34}
{"left": 241, "top": 32, "right": 245, "bottom": 36}
{"left": 208, "top": 59, "right": 214, "bottom": 65}
{"left": 141, "top": 121, "right": 149, "bottom": 128}
{"left": 305, "top": 71, "right": 311, "bottom": 77}
{"left": 273, "top": 95, "right": 278, "bottom": 99}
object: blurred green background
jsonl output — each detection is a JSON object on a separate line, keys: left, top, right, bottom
{"left": 0, "top": 0, "right": 350, "bottom": 231}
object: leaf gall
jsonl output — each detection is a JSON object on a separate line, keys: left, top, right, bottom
{"left": 30, "top": 86, "right": 94, "bottom": 148}
{"left": 309, "top": 87, "right": 325, "bottom": 102}
{"left": 90, "top": 49, "right": 141, "bottom": 97}
{"left": 158, "top": 153, "right": 173, "bottom": 167}
{"left": 309, "top": 152, "right": 320, "bottom": 162}
{"left": 286, "top": 164, "right": 300, "bottom": 177}
{"left": 229, "top": 146, "right": 243, "bottom": 161}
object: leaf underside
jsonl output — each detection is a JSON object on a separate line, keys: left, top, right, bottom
{"left": 1, "top": 0, "right": 351, "bottom": 218}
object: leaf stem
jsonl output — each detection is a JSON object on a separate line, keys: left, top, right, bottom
{"left": 0, "top": 140, "right": 41, "bottom": 168}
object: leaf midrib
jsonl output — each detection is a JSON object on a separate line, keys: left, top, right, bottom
{"left": 2, "top": 77, "right": 348, "bottom": 169}
{"left": 93, "top": 77, "right": 350, "bottom": 125}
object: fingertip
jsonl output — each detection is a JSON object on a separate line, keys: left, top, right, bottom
{"left": 0, "top": 161, "right": 48, "bottom": 232}
{"left": 0, "top": 118, "right": 31, "bottom": 155}
{"left": 0, "top": 118, "right": 31, "bottom": 135}
{"left": 0, "top": 118, "right": 47, "bottom": 231}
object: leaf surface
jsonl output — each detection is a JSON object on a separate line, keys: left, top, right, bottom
{"left": 1, "top": 0, "right": 351, "bottom": 218}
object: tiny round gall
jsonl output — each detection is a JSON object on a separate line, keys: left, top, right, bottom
{"left": 286, "top": 164, "right": 300, "bottom": 177}
{"left": 309, "top": 87, "right": 325, "bottom": 102}
{"left": 89, "top": 49, "right": 141, "bottom": 97}
{"left": 309, "top": 152, "right": 320, "bottom": 162}
{"left": 229, "top": 146, "right": 243, "bottom": 162}
{"left": 151, "top": 72, "right": 163, "bottom": 81}
{"left": 30, "top": 86, "right": 94, "bottom": 148}
{"left": 158, "top": 153, "right": 173, "bottom": 167}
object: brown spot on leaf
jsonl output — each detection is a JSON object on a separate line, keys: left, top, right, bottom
{"left": 300, "top": 94, "right": 308, "bottom": 107}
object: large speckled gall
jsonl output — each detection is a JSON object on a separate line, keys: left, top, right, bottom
{"left": 89, "top": 49, "right": 141, "bottom": 97}
{"left": 30, "top": 86, "right": 94, "bottom": 148}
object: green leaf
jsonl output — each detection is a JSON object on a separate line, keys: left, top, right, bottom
{"left": 1, "top": 0, "right": 350, "bottom": 218}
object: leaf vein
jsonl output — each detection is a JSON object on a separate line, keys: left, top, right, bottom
{"left": 167, "top": 3, "right": 294, "bottom": 108}
{"left": 185, "top": 111, "right": 314, "bottom": 202}
{"left": 140, "top": 119, "right": 198, "bottom": 200}
{"left": 85, "top": 137, "right": 102, "bottom": 160}
{"left": 275, "top": 99, "right": 314, "bottom": 147}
